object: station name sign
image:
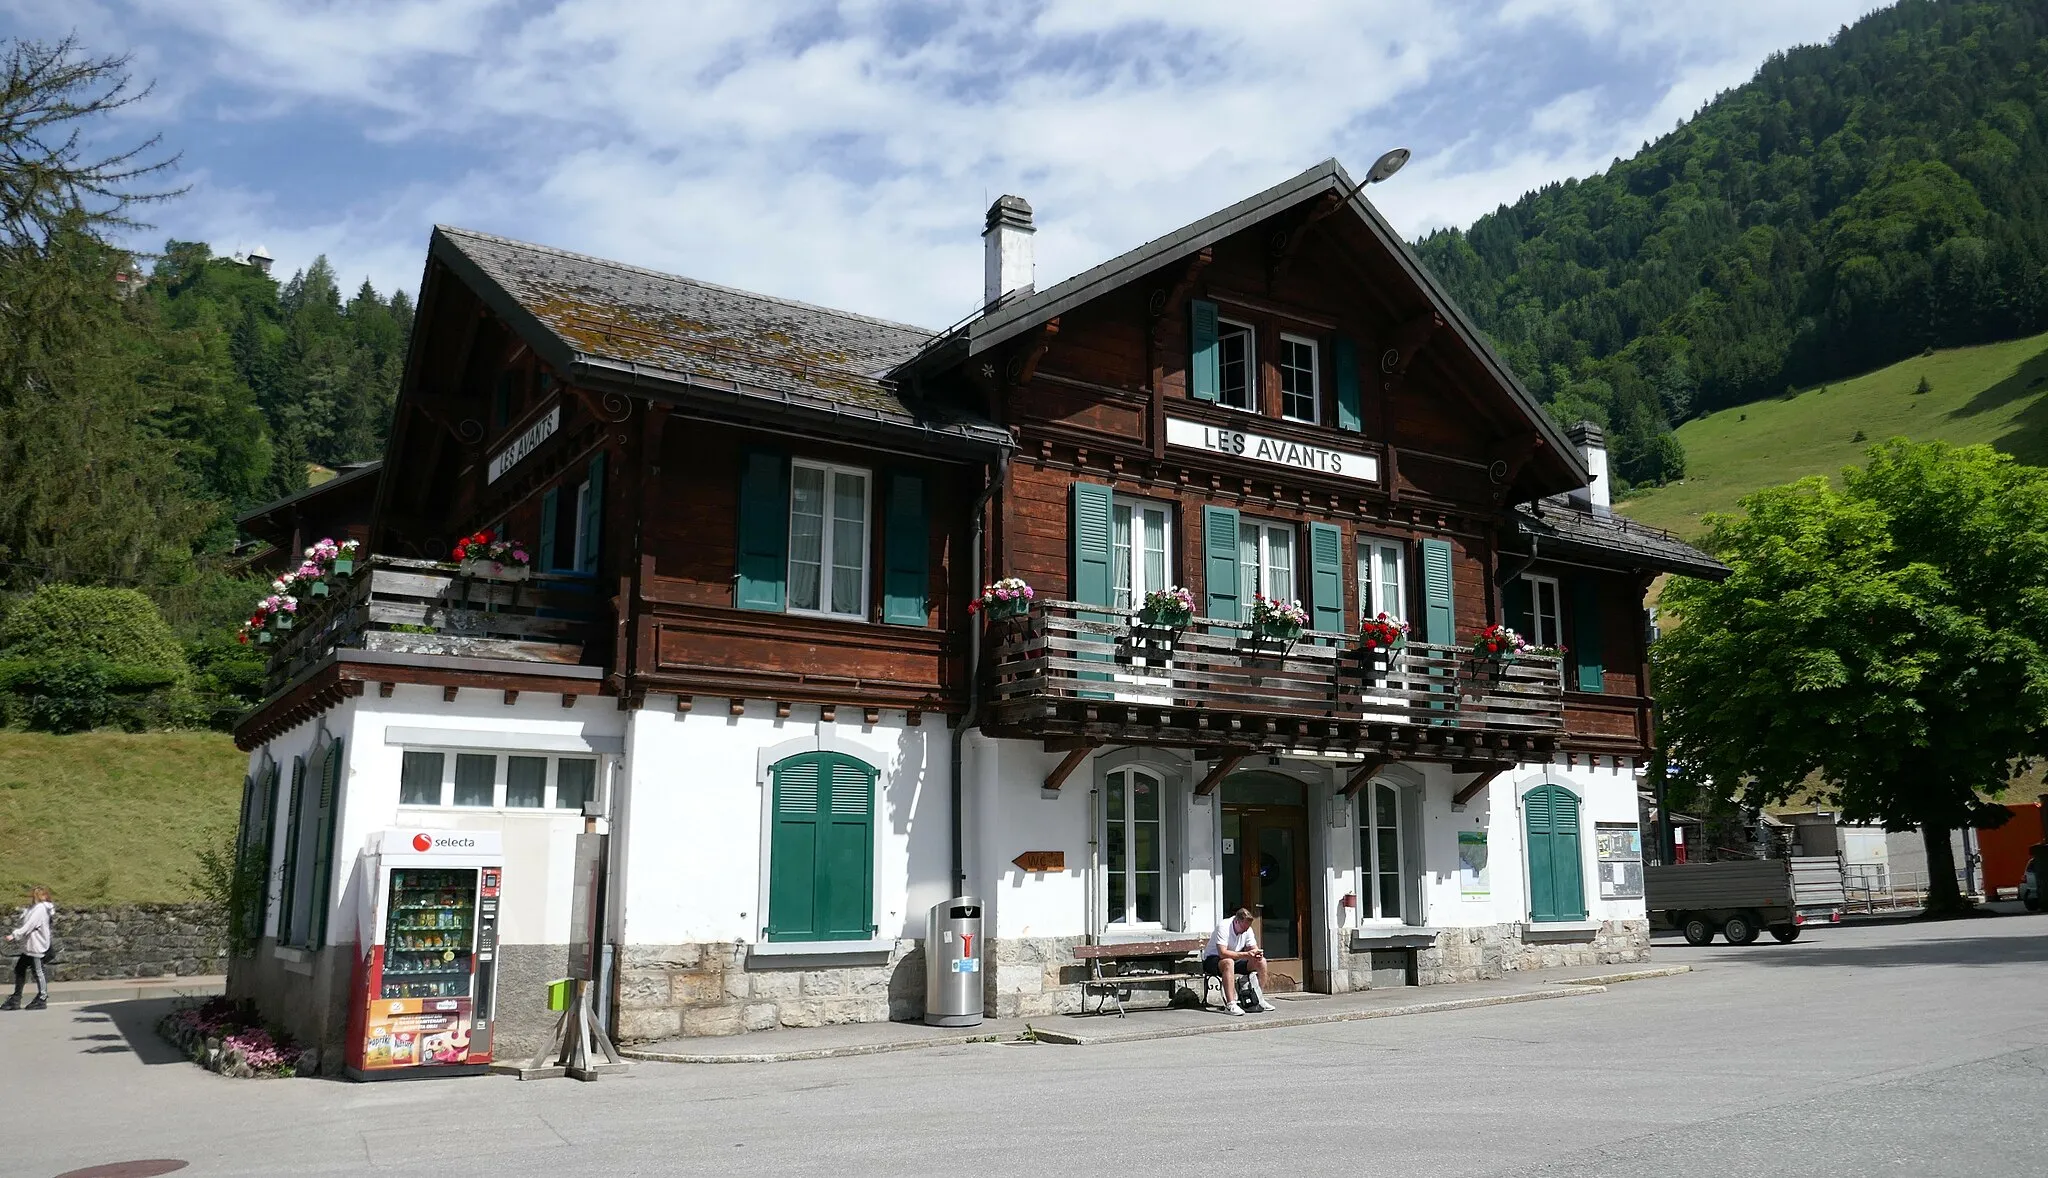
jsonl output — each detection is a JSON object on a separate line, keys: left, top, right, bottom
{"left": 487, "top": 404, "right": 560, "bottom": 484}
{"left": 1165, "top": 416, "right": 1378, "bottom": 483}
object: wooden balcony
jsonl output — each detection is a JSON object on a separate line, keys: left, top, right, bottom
{"left": 261, "top": 556, "right": 596, "bottom": 696}
{"left": 985, "top": 600, "right": 1564, "bottom": 762}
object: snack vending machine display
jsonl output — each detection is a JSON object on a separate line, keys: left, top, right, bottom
{"left": 345, "top": 829, "right": 503, "bottom": 1080}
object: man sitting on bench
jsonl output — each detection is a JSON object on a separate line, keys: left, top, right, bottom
{"left": 1204, "top": 908, "right": 1275, "bottom": 1016}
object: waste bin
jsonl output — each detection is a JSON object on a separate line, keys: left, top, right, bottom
{"left": 924, "top": 896, "right": 984, "bottom": 1027}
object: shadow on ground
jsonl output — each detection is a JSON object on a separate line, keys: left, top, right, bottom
{"left": 65, "top": 998, "right": 186, "bottom": 1064}
{"left": 1948, "top": 340, "right": 2048, "bottom": 464}
{"left": 1672, "top": 933, "right": 2048, "bottom": 970}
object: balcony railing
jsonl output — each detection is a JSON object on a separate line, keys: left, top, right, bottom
{"left": 260, "top": 556, "right": 597, "bottom": 696}
{"left": 986, "top": 600, "right": 1563, "bottom": 752}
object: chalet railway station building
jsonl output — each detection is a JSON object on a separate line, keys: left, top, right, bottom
{"left": 230, "top": 159, "right": 1727, "bottom": 1063}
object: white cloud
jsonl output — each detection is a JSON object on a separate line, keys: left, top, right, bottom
{"left": 2, "top": 0, "right": 1896, "bottom": 324}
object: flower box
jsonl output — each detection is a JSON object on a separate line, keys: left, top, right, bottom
{"left": 972, "top": 578, "right": 1035, "bottom": 621}
{"left": 256, "top": 630, "right": 273, "bottom": 645}
{"left": 983, "top": 595, "right": 1031, "bottom": 620}
{"left": 1253, "top": 618, "right": 1304, "bottom": 643}
{"left": 459, "top": 558, "right": 531, "bottom": 582}
{"left": 1137, "top": 602, "right": 1194, "bottom": 630}
{"left": 306, "top": 578, "right": 330, "bottom": 599}
{"left": 330, "top": 556, "right": 355, "bottom": 577}
{"left": 269, "top": 612, "right": 294, "bottom": 633}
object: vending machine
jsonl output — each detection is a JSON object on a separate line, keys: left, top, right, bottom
{"left": 344, "top": 829, "right": 503, "bottom": 1080}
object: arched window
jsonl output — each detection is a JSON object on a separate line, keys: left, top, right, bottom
{"left": 766, "top": 752, "right": 877, "bottom": 942}
{"left": 1525, "top": 783, "right": 1587, "bottom": 923}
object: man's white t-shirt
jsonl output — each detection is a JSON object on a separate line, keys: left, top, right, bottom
{"left": 1204, "top": 918, "right": 1257, "bottom": 960}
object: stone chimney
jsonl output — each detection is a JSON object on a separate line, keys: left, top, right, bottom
{"left": 983, "top": 195, "right": 1034, "bottom": 309}
{"left": 1566, "top": 420, "right": 1609, "bottom": 513}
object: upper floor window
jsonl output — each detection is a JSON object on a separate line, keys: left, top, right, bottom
{"left": 1218, "top": 320, "right": 1256, "bottom": 411}
{"left": 1239, "top": 520, "right": 1295, "bottom": 603}
{"left": 789, "top": 461, "right": 871, "bottom": 619}
{"left": 1112, "top": 500, "right": 1173, "bottom": 611}
{"left": 1359, "top": 538, "right": 1406, "bottom": 623}
{"left": 540, "top": 454, "right": 605, "bottom": 574}
{"left": 1279, "top": 335, "right": 1319, "bottom": 423}
{"left": 1509, "top": 573, "right": 1562, "bottom": 647}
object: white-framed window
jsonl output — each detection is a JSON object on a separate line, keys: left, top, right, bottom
{"left": 1523, "top": 574, "right": 1562, "bottom": 647}
{"left": 397, "top": 749, "right": 603, "bottom": 812}
{"left": 1359, "top": 537, "right": 1407, "bottom": 623}
{"left": 788, "top": 460, "right": 871, "bottom": 619}
{"left": 1238, "top": 520, "right": 1296, "bottom": 603}
{"left": 1104, "top": 766, "right": 1165, "bottom": 925}
{"left": 1279, "top": 334, "right": 1319, "bottom": 423}
{"left": 1359, "top": 781, "right": 1407, "bottom": 921}
{"left": 1217, "top": 319, "right": 1256, "bottom": 412}
{"left": 1112, "top": 500, "right": 1173, "bottom": 611}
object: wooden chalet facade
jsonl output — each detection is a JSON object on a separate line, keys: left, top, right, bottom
{"left": 230, "top": 160, "right": 1725, "bottom": 1064}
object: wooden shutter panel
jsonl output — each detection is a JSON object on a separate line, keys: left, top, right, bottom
{"left": 578, "top": 453, "right": 605, "bottom": 572}
{"left": 311, "top": 738, "right": 344, "bottom": 946}
{"left": 736, "top": 449, "right": 789, "bottom": 612}
{"left": 1189, "top": 299, "right": 1220, "bottom": 402}
{"left": 1419, "top": 538, "right": 1455, "bottom": 645}
{"left": 1571, "top": 576, "right": 1605, "bottom": 692}
{"left": 1527, "top": 785, "right": 1586, "bottom": 922}
{"left": 257, "top": 761, "right": 280, "bottom": 934}
{"left": 278, "top": 756, "right": 306, "bottom": 944}
{"left": 1308, "top": 522, "right": 1344, "bottom": 634}
{"left": 538, "top": 488, "right": 559, "bottom": 573}
{"left": 1070, "top": 482, "right": 1115, "bottom": 607}
{"left": 767, "top": 757, "right": 822, "bottom": 940}
{"left": 819, "top": 757, "right": 876, "bottom": 939}
{"left": 1334, "top": 336, "right": 1362, "bottom": 432}
{"left": 1203, "top": 506, "right": 1242, "bottom": 622}
{"left": 882, "top": 472, "right": 930, "bottom": 626}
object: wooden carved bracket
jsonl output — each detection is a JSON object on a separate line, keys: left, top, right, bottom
{"left": 1340, "top": 755, "right": 1395, "bottom": 799}
{"left": 1149, "top": 248, "right": 1214, "bottom": 347}
{"left": 1451, "top": 765, "right": 1512, "bottom": 810}
{"left": 1266, "top": 191, "right": 1344, "bottom": 289}
{"left": 1378, "top": 310, "right": 1445, "bottom": 391}
{"left": 1043, "top": 743, "right": 1095, "bottom": 792}
{"left": 1007, "top": 317, "right": 1060, "bottom": 387}
{"left": 1486, "top": 433, "right": 1544, "bottom": 505}
{"left": 1194, "top": 752, "right": 1248, "bottom": 797}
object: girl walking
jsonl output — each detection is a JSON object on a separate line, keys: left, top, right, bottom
{"left": 3, "top": 886, "right": 55, "bottom": 1011}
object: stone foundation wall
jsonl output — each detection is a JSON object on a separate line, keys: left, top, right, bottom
{"left": 1334, "top": 920, "right": 1651, "bottom": 991}
{"left": 612, "top": 941, "right": 925, "bottom": 1042}
{"left": 984, "top": 936, "right": 1090, "bottom": 1020}
{"left": 45, "top": 904, "right": 227, "bottom": 982}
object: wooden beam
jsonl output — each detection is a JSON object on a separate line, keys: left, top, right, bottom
{"left": 443, "top": 685, "right": 459, "bottom": 702}
{"left": 729, "top": 698, "right": 746, "bottom": 716}
{"left": 561, "top": 693, "right": 577, "bottom": 708}
{"left": 1267, "top": 190, "right": 1344, "bottom": 288}
{"left": 378, "top": 681, "right": 394, "bottom": 698}
{"left": 864, "top": 707, "right": 881, "bottom": 726}
{"left": 820, "top": 704, "right": 836, "bottom": 723}
{"left": 674, "top": 695, "right": 692, "bottom": 714}
{"left": 1378, "top": 309, "right": 1445, "bottom": 392}
{"left": 1340, "top": 755, "right": 1394, "bottom": 799}
{"left": 1194, "top": 752, "right": 1248, "bottom": 797}
{"left": 1150, "top": 248, "right": 1214, "bottom": 347}
{"left": 1010, "top": 317, "right": 1060, "bottom": 387}
{"left": 502, "top": 689, "right": 518, "bottom": 705}
{"left": 1452, "top": 766, "right": 1510, "bottom": 810}
{"left": 1042, "top": 744, "right": 1095, "bottom": 793}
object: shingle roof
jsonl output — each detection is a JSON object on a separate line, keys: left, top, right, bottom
{"left": 1515, "top": 499, "right": 1730, "bottom": 580}
{"left": 430, "top": 226, "right": 1010, "bottom": 450}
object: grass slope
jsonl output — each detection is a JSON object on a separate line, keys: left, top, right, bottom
{"left": 0, "top": 732, "right": 244, "bottom": 906}
{"left": 1620, "top": 331, "right": 2048, "bottom": 537}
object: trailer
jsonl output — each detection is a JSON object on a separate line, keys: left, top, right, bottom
{"left": 1645, "top": 856, "right": 1846, "bottom": 945}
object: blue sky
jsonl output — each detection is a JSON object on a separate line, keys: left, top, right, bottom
{"left": 10, "top": 0, "right": 1891, "bottom": 326}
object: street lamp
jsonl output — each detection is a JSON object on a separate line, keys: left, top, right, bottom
{"left": 1366, "top": 147, "right": 1411, "bottom": 184}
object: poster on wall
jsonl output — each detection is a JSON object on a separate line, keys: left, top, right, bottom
{"left": 1458, "top": 831, "right": 1490, "bottom": 899}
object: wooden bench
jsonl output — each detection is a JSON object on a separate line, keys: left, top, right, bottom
{"left": 1073, "top": 938, "right": 1216, "bottom": 1017}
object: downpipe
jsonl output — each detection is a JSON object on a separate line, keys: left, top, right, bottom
{"left": 951, "top": 451, "right": 1009, "bottom": 895}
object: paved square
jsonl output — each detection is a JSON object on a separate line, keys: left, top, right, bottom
{"left": 13, "top": 916, "right": 2048, "bottom": 1177}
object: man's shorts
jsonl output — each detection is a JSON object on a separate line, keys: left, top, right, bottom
{"left": 1203, "top": 955, "right": 1258, "bottom": 977}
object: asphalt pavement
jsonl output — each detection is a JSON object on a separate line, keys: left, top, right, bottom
{"left": 10, "top": 914, "right": 2047, "bottom": 1178}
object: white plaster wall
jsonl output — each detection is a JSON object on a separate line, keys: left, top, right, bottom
{"left": 1477, "top": 759, "right": 1647, "bottom": 926}
{"left": 618, "top": 697, "right": 951, "bottom": 946}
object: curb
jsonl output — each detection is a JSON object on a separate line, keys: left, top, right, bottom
{"left": 47, "top": 978, "right": 225, "bottom": 1006}
{"left": 1025, "top": 984, "right": 1606, "bottom": 1046}
{"left": 621, "top": 1030, "right": 1006, "bottom": 1065}
{"left": 1553, "top": 965, "right": 1691, "bottom": 986}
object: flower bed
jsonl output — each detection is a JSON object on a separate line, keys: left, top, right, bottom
{"left": 158, "top": 996, "right": 314, "bottom": 1078}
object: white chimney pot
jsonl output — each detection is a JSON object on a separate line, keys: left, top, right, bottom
{"left": 983, "top": 195, "right": 1034, "bottom": 310}
{"left": 1567, "top": 421, "right": 1609, "bottom": 513}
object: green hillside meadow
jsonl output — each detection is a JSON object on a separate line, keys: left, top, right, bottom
{"left": 0, "top": 732, "right": 245, "bottom": 906}
{"left": 1620, "top": 330, "right": 2048, "bottom": 538}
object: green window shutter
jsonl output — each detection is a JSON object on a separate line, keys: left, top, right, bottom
{"left": 538, "top": 488, "right": 559, "bottom": 573}
{"left": 578, "top": 453, "right": 605, "bottom": 572}
{"left": 1070, "top": 482, "right": 1115, "bottom": 607}
{"left": 1419, "top": 538, "right": 1456, "bottom": 645}
{"left": 1571, "top": 576, "right": 1605, "bottom": 692}
{"left": 278, "top": 756, "right": 306, "bottom": 944}
{"left": 1308, "top": 522, "right": 1344, "bottom": 634}
{"left": 883, "top": 473, "right": 930, "bottom": 625}
{"left": 1334, "top": 336, "right": 1362, "bottom": 432}
{"left": 1203, "top": 506, "right": 1242, "bottom": 622}
{"left": 1189, "top": 299, "right": 1220, "bottom": 402}
{"left": 1505, "top": 576, "right": 1535, "bottom": 639}
{"left": 1526, "top": 785, "right": 1586, "bottom": 922}
{"left": 310, "top": 738, "right": 343, "bottom": 947}
{"left": 819, "top": 757, "right": 877, "bottom": 939}
{"left": 257, "top": 761, "right": 280, "bottom": 934}
{"left": 736, "top": 449, "right": 789, "bottom": 612}
{"left": 767, "top": 753, "right": 875, "bottom": 942}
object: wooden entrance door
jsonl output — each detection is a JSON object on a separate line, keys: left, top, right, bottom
{"left": 1221, "top": 804, "right": 1310, "bottom": 992}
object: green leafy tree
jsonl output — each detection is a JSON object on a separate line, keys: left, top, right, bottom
{"left": 1655, "top": 440, "right": 2048, "bottom": 915}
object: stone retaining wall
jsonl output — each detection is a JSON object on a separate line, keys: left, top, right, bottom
{"left": 39, "top": 904, "right": 227, "bottom": 982}
{"left": 612, "top": 941, "right": 925, "bottom": 1042}
{"left": 985, "top": 935, "right": 1089, "bottom": 1020}
{"left": 1334, "top": 919, "right": 1651, "bottom": 991}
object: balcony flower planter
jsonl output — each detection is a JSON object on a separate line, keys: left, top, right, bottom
{"left": 458, "top": 559, "right": 531, "bottom": 582}
{"left": 981, "top": 596, "right": 1031, "bottom": 621}
{"left": 971, "top": 578, "right": 1035, "bottom": 623}
{"left": 1253, "top": 618, "right": 1305, "bottom": 643}
{"left": 306, "top": 578, "right": 330, "bottom": 599}
{"left": 1247, "top": 593, "right": 1308, "bottom": 646}
{"left": 330, "top": 557, "right": 355, "bottom": 578}
{"left": 269, "top": 612, "right": 294, "bottom": 633}
{"left": 1135, "top": 586, "right": 1196, "bottom": 633}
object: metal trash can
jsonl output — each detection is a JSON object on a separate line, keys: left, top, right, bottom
{"left": 924, "top": 895, "right": 984, "bottom": 1027}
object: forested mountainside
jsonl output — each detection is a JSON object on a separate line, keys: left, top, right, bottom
{"left": 1416, "top": 0, "right": 2048, "bottom": 493}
